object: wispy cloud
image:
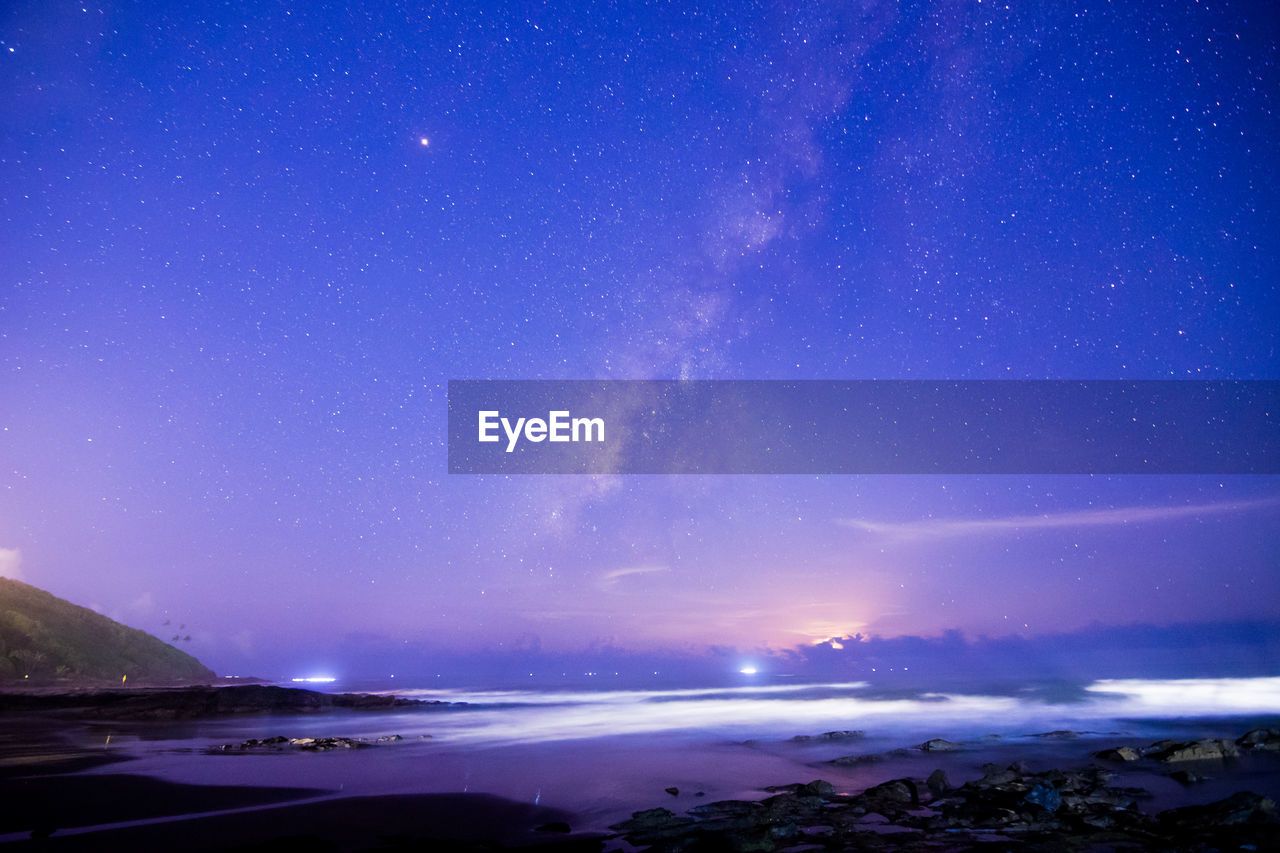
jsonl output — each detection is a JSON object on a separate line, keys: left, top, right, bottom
{"left": 839, "top": 497, "right": 1280, "bottom": 541}
{"left": 598, "top": 564, "right": 670, "bottom": 591}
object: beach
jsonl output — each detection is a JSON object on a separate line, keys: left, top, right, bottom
{"left": 2, "top": 678, "right": 1279, "bottom": 849}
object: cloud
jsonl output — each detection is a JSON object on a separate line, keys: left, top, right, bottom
{"left": 598, "top": 564, "right": 670, "bottom": 591}
{"left": 0, "top": 547, "right": 22, "bottom": 580}
{"left": 839, "top": 497, "right": 1280, "bottom": 541}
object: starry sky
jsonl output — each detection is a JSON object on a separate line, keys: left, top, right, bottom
{"left": 1, "top": 0, "right": 1278, "bottom": 680}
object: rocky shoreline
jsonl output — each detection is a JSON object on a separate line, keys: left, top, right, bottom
{"left": 208, "top": 733, "right": 428, "bottom": 752}
{"left": 0, "top": 683, "right": 447, "bottom": 720}
{"left": 3, "top": 702, "right": 1277, "bottom": 849}
{"left": 611, "top": 728, "right": 1280, "bottom": 851}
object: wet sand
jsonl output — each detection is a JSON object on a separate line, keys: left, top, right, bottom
{"left": 2, "top": 792, "right": 596, "bottom": 851}
{"left": 0, "top": 713, "right": 600, "bottom": 850}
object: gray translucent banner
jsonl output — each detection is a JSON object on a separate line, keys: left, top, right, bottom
{"left": 447, "top": 380, "right": 1280, "bottom": 474}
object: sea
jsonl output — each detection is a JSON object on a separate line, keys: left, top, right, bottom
{"left": 41, "top": 676, "right": 1280, "bottom": 835}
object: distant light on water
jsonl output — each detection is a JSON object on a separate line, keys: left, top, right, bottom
{"left": 738, "top": 665, "right": 758, "bottom": 675}
{"left": 291, "top": 676, "right": 337, "bottom": 684}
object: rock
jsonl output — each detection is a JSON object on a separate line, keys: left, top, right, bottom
{"left": 763, "top": 780, "right": 834, "bottom": 798}
{"left": 1054, "top": 767, "right": 1111, "bottom": 793}
{"left": 1238, "top": 728, "right": 1280, "bottom": 751}
{"left": 917, "top": 738, "right": 958, "bottom": 752}
{"left": 210, "top": 735, "right": 289, "bottom": 752}
{"left": 665, "top": 786, "right": 679, "bottom": 796}
{"left": 1169, "top": 769, "right": 1206, "bottom": 785}
{"left": 534, "top": 821, "right": 571, "bottom": 833}
{"left": 1032, "top": 730, "right": 1080, "bottom": 739}
{"left": 1095, "top": 746, "right": 1141, "bottom": 762}
{"left": 861, "top": 778, "right": 919, "bottom": 807}
{"left": 827, "top": 753, "right": 882, "bottom": 767}
{"left": 210, "top": 735, "right": 291, "bottom": 752}
{"left": 792, "top": 730, "right": 862, "bottom": 742}
{"left": 608, "top": 734, "right": 1280, "bottom": 852}
{"left": 688, "top": 800, "right": 758, "bottom": 820}
{"left": 1071, "top": 784, "right": 1147, "bottom": 811}
{"left": 1147, "top": 738, "right": 1239, "bottom": 763}
{"left": 798, "top": 780, "right": 834, "bottom": 798}
{"left": 1024, "top": 782, "right": 1061, "bottom": 812}
{"left": 1160, "top": 791, "right": 1279, "bottom": 829}
{"left": 610, "top": 807, "right": 696, "bottom": 841}
{"left": 1079, "top": 812, "right": 1119, "bottom": 831}
{"left": 209, "top": 732, "right": 410, "bottom": 754}
{"left": 288, "top": 736, "right": 368, "bottom": 751}
{"left": 972, "top": 763, "right": 1020, "bottom": 788}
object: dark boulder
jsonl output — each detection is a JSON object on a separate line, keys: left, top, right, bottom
{"left": 860, "top": 778, "right": 919, "bottom": 808}
{"left": 1238, "top": 728, "right": 1280, "bottom": 751}
{"left": 1168, "top": 769, "right": 1206, "bottom": 786}
{"left": 1147, "top": 738, "right": 1239, "bottom": 763}
{"left": 1024, "top": 782, "right": 1061, "bottom": 813}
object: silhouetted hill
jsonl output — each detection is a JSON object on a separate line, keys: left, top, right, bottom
{"left": 0, "top": 578, "right": 215, "bottom": 684}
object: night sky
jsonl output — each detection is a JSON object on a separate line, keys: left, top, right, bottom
{"left": 2, "top": 0, "right": 1277, "bottom": 680}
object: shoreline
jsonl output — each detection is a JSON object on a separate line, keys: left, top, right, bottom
{"left": 2, "top": 711, "right": 1277, "bottom": 850}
